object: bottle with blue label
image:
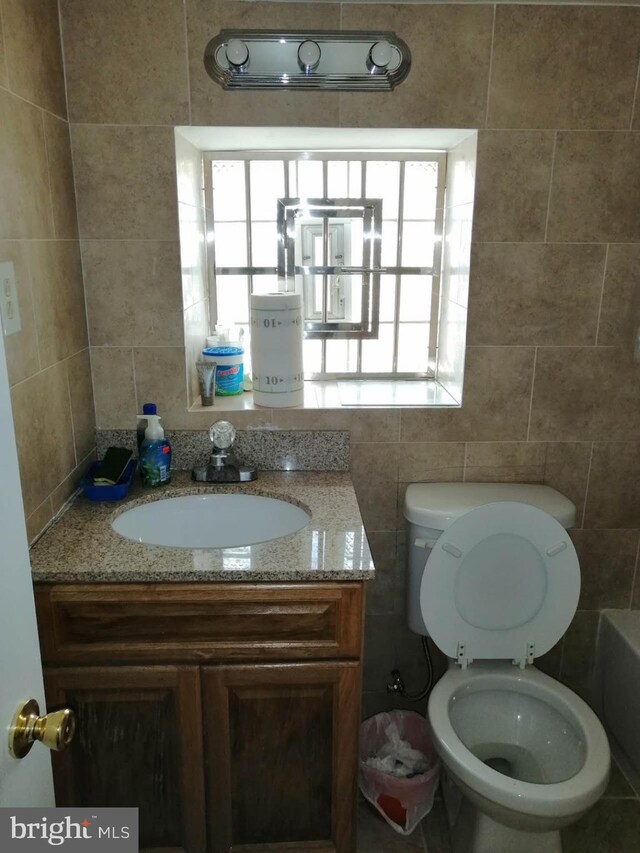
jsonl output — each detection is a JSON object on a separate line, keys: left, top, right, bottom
{"left": 137, "top": 413, "right": 172, "bottom": 488}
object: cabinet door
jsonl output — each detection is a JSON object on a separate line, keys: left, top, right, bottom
{"left": 44, "top": 666, "right": 206, "bottom": 853}
{"left": 203, "top": 662, "right": 360, "bottom": 853}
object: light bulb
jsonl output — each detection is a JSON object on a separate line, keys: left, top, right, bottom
{"left": 297, "top": 40, "right": 321, "bottom": 73}
{"left": 226, "top": 39, "right": 249, "bottom": 69}
{"left": 368, "top": 40, "right": 392, "bottom": 71}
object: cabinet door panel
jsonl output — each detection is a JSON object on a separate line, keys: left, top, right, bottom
{"left": 230, "top": 683, "right": 333, "bottom": 843}
{"left": 203, "top": 662, "right": 360, "bottom": 853}
{"left": 44, "top": 666, "right": 206, "bottom": 853}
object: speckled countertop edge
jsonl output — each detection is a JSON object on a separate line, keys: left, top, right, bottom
{"left": 30, "top": 472, "right": 375, "bottom": 584}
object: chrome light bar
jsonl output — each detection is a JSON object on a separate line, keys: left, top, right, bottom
{"left": 204, "top": 30, "right": 411, "bottom": 91}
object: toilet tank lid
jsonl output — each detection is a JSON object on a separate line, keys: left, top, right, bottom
{"left": 404, "top": 482, "right": 576, "bottom": 530}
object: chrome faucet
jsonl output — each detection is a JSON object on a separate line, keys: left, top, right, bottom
{"left": 192, "top": 420, "right": 257, "bottom": 483}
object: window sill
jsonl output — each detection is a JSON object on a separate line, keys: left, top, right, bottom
{"left": 189, "top": 380, "right": 460, "bottom": 412}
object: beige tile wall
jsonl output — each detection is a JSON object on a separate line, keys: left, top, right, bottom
{"left": 56, "top": 1, "right": 640, "bottom": 710}
{"left": 1, "top": 0, "right": 95, "bottom": 543}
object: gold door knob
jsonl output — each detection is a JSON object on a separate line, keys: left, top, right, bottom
{"left": 8, "top": 699, "right": 76, "bottom": 759}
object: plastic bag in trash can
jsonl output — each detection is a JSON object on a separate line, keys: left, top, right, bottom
{"left": 359, "top": 710, "right": 440, "bottom": 836}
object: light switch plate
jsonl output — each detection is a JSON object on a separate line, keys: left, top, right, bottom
{"left": 0, "top": 261, "right": 21, "bottom": 336}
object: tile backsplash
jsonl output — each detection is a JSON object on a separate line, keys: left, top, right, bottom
{"left": 3, "top": 1, "right": 640, "bottom": 718}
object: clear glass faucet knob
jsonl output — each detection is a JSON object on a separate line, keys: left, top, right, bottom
{"left": 210, "top": 420, "right": 236, "bottom": 450}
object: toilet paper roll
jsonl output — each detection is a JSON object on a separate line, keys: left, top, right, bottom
{"left": 250, "top": 293, "right": 304, "bottom": 408}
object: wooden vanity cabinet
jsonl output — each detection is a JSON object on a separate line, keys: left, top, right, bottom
{"left": 35, "top": 583, "right": 364, "bottom": 853}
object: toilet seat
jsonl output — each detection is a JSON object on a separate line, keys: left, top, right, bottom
{"left": 420, "top": 501, "right": 580, "bottom": 666}
{"left": 427, "top": 664, "right": 610, "bottom": 824}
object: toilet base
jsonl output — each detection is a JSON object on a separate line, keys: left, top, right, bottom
{"left": 442, "top": 770, "right": 563, "bottom": 853}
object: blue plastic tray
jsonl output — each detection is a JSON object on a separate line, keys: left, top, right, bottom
{"left": 82, "top": 459, "right": 136, "bottom": 501}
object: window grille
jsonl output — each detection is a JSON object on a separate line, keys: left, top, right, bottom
{"left": 204, "top": 151, "right": 446, "bottom": 379}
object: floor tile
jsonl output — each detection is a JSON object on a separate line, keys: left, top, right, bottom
{"left": 604, "top": 757, "right": 638, "bottom": 799}
{"left": 561, "top": 799, "right": 640, "bottom": 853}
{"left": 357, "top": 781, "right": 640, "bottom": 852}
{"left": 422, "top": 799, "right": 453, "bottom": 853}
{"left": 357, "top": 763, "right": 640, "bottom": 851}
{"left": 357, "top": 799, "right": 425, "bottom": 851}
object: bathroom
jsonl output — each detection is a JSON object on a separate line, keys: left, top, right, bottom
{"left": 1, "top": 0, "right": 640, "bottom": 851}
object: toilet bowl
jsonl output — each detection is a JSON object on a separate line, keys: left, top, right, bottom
{"left": 404, "top": 483, "right": 610, "bottom": 853}
{"left": 430, "top": 664, "right": 609, "bottom": 832}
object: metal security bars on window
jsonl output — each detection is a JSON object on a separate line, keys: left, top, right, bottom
{"left": 204, "top": 152, "right": 446, "bottom": 379}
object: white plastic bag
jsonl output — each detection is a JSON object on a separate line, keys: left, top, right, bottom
{"left": 359, "top": 710, "right": 440, "bottom": 835}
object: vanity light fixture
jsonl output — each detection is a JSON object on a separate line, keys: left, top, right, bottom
{"left": 204, "top": 30, "right": 411, "bottom": 91}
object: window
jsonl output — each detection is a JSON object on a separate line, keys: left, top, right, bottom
{"left": 204, "top": 151, "right": 446, "bottom": 379}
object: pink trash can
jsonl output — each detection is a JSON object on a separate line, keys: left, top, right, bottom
{"left": 359, "top": 710, "right": 441, "bottom": 836}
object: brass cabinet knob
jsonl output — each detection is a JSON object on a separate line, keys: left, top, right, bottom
{"left": 8, "top": 699, "right": 76, "bottom": 759}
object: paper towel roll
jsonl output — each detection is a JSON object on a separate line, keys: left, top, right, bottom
{"left": 250, "top": 293, "right": 304, "bottom": 408}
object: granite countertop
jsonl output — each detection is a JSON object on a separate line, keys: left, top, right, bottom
{"left": 30, "top": 472, "right": 375, "bottom": 584}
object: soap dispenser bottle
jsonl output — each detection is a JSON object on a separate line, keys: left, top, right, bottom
{"left": 137, "top": 414, "right": 172, "bottom": 488}
{"left": 136, "top": 402, "right": 157, "bottom": 452}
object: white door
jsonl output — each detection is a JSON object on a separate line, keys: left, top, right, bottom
{"left": 0, "top": 332, "right": 54, "bottom": 806}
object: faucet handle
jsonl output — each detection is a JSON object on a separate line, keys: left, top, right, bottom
{"left": 209, "top": 420, "right": 236, "bottom": 451}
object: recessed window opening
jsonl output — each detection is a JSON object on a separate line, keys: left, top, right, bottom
{"left": 204, "top": 150, "right": 446, "bottom": 380}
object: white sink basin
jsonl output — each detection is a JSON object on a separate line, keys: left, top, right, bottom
{"left": 112, "top": 494, "right": 310, "bottom": 549}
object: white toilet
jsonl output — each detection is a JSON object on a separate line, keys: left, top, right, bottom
{"left": 404, "top": 483, "right": 610, "bottom": 853}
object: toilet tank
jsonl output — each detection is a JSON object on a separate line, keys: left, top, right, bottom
{"left": 404, "top": 483, "right": 577, "bottom": 636}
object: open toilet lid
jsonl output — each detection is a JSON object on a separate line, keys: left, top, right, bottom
{"left": 420, "top": 501, "right": 580, "bottom": 666}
